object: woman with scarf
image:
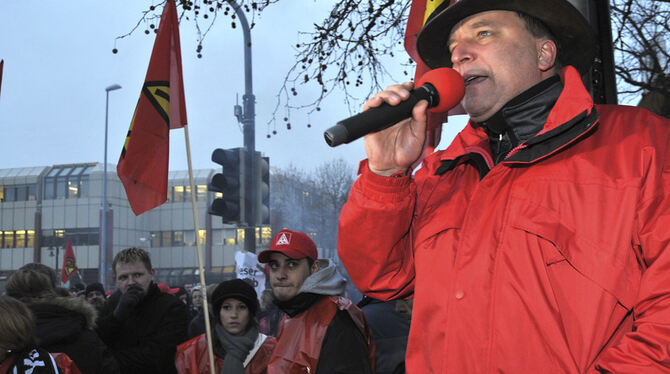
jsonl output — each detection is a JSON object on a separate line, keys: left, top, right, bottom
{"left": 175, "top": 279, "right": 276, "bottom": 374}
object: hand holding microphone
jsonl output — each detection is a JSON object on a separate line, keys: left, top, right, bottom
{"left": 324, "top": 68, "right": 465, "bottom": 147}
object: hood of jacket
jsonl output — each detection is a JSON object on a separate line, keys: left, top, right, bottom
{"left": 298, "top": 260, "right": 346, "bottom": 296}
{"left": 275, "top": 261, "right": 347, "bottom": 317}
{"left": 22, "top": 295, "right": 98, "bottom": 346}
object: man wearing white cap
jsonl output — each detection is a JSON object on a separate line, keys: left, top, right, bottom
{"left": 258, "top": 229, "right": 374, "bottom": 374}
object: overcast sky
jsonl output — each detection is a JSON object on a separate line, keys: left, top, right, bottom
{"left": 0, "top": 0, "right": 468, "bottom": 175}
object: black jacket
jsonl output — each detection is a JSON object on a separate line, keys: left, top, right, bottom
{"left": 277, "top": 292, "right": 373, "bottom": 374}
{"left": 96, "top": 283, "right": 188, "bottom": 374}
{"left": 23, "top": 295, "right": 119, "bottom": 374}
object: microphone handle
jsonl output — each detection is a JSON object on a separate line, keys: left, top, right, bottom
{"left": 324, "top": 84, "right": 437, "bottom": 147}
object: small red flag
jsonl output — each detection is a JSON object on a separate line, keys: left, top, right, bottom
{"left": 117, "top": 0, "right": 187, "bottom": 215}
{"left": 61, "top": 239, "right": 79, "bottom": 284}
{"left": 404, "top": 0, "right": 463, "bottom": 151}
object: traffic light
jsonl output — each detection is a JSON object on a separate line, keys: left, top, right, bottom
{"left": 255, "top": 153, "right": 270, "bottom": 225}
{"left": 208, "top": 148, "right": 244, "bottom": 223}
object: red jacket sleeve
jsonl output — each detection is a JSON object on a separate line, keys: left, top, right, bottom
{"left": 593, "top": 112, "right": 670, "bottom": 372}
{"left": 338, "top": 159, "right": 417, "bottom": 300}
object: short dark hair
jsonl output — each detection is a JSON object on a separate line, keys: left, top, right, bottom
{"left": 516, "top": 11, "right": 563, "bottom": 69}
{"left": 112, "top": 247, "right": 152, "bottom": 276}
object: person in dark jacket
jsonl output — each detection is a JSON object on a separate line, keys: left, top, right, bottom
{"left": 96, "top": 247, "right": 188, "bottom": 374}
{"left": 257, "top": 229, "right": 374, "bottom": 374}
{"left": 5, "top": 264, "right": 119, "bottom": 374}
{"left": 359, "top": 297, "right": 411, "bottom": 374}
{"left": 0, "top": 295, "right": 62, "bottom": 374}
{"left": 85, "top": 282, "right": 107, "bottom": 314}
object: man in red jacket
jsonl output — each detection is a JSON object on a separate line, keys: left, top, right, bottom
{"left": 258, "top": 229, "right": 374, "bottom": 374}
{"left": 338, "top": 0, "right": 670, "bottom": 372}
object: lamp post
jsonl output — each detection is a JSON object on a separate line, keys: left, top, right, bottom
{"left": 49, "top": 246, "right": 60, "bottom": 275}
{"left": 102, "top": 83, "right": 122, "bottom": 289}
{"left": 229, "top": 1, "right": 257, "bottom": 252}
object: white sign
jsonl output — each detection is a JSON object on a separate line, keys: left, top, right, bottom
{"left": 235, "top": 250, "right": 266, "bottom": 296}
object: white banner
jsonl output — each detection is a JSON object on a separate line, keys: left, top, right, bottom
{"left": 234, "top": 250, "right": 266, "bottom": 296}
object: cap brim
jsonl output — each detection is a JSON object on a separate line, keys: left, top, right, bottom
{"left": 257, "top": 248, "right": 313, "bottom": 263}
{"left": 416, "top": 0, "right": 596, "bottom": 74}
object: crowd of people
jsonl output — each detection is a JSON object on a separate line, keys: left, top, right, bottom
{"left": 3, "top": 0, "right": 670, "bottom": 372}
{"left": 0, "top": 229, "right": 385, "bottom": 374}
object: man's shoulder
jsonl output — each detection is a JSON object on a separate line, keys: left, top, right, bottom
{"left": 149, "top": 290, "right": 187, "bottom": 311}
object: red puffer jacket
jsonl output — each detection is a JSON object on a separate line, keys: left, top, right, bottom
{"left": 338, "top": 66, "right": 670, "bottom": 373}
{"left": 175, "top": 332, "right": 275, "bottom": 374}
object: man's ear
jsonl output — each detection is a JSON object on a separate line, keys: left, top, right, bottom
{"left": 537, "top": 39, "right": 558, "bottom": 72}
{"left": 311, "top": 260, "right": 321, "bottom": 274}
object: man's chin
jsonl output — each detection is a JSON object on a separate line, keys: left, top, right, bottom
{"left": 273, "top": 290, "right": 295, "bottom": 302}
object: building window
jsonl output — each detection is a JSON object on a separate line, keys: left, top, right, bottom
{"left": 15, "top": 230, "right": 26, "bottom": 248}
{"left": 41, "top": 228, "right": 99, "bottom": 248}
{"left": 28, "top": 185, "right": 37, "bottom": 201}
{"left": 161, "top": 231, "right": 172, "bottom": 247}
{"left": 196, "top": 185, "right": 207, "bottom": 201}
{"left": 2, "top": 231, "right": 14, "bottom": 248}
{"left": 151, "top": 231, "right": 161, "bottom": 247}
{"left": 43, "top": 164, "right": 94, "bottom": 200}
{"left": 173, "top": 186, "right": 185, "bottom": 202}
{"left": 27, "top": 230, "right": 35, "bottom": 248}
{"left": 198, "top": 230, "right": 206, "bottom": 245}
{"left": 260, "top": 227, "right": 272, "bottom": 245}
{"left": 5, "top": 187, "right": 16, "bottom": 202}
{"left": 173, "top": 231, "right": 184, "bottom": 246}
{"left": 184, "top": 186, "right": 192, "bottom": 202}
{"left": 184, "top": 231, "right": 195, "bottom": 247}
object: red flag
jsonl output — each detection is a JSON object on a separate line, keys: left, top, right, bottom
{"left": 404, "top": 0, "right": 463, "bottom": 152}
{"left": 61, "top": 239, "right": 79, "bottom": 284}
{"left": 117, "top": 0, "right": 187, "bottom": 215}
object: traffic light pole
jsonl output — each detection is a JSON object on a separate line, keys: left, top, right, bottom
{"left": 231, "top": 0, "right": 256, "bottom": 252}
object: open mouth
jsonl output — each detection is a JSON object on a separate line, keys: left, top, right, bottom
{"left": 465, "top": 75, "right": 486, "bottom": 86}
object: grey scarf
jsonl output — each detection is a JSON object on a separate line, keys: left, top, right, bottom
{"left": 215, "top": 323, "right": 258, "bottom": 374}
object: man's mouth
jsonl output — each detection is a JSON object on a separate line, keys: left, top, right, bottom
{"left": 464, "top": 75, "right": 486, "bottom": 86}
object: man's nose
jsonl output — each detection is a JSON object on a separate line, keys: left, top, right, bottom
{"left": 276, "top": 267, "right": 288, "bottom": 279}
{"left": 451, "top": 42, "right": 474, "bottom": 66}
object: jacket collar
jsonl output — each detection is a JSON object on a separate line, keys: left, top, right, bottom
{"left": 436, "top": 66, "right": 599, "bottom": 175}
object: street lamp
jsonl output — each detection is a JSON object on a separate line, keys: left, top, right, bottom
{"left": 101, "top": 83, "right": 122, "bottom": 289}
{"left": 49, "top": 246, "right": 61, "bottom": 274}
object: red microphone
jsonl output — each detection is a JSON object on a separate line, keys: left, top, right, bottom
{"left": 324, "top": 68, "right": 465, "bottom": 147}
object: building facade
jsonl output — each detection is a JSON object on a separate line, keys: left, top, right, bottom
{"left": 0, "top": 162, "right": 272, "bottom": 292}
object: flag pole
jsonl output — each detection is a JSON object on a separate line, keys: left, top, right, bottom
{"left": 183, "top": 124, "right": 216, "bottom": 374}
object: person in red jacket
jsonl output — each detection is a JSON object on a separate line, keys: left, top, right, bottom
{"left": 259, "top": 229, "right": 374, "bottom": 374}
{"left": 175, "top": 279, "right": 275, "bottom": 374}
{"left": 338, "top": 0, "right": 670, "bottom": 372}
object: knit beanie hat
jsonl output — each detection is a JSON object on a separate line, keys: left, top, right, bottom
{"left": 211, "top": 279, "right": 259, "bottom": 317}
{"left": 85, "top": 282, "right": 105, "bottom": 296}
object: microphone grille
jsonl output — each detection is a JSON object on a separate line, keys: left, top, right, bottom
{"left": 416, "top": 68, "right": 465, "bottom": 113}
